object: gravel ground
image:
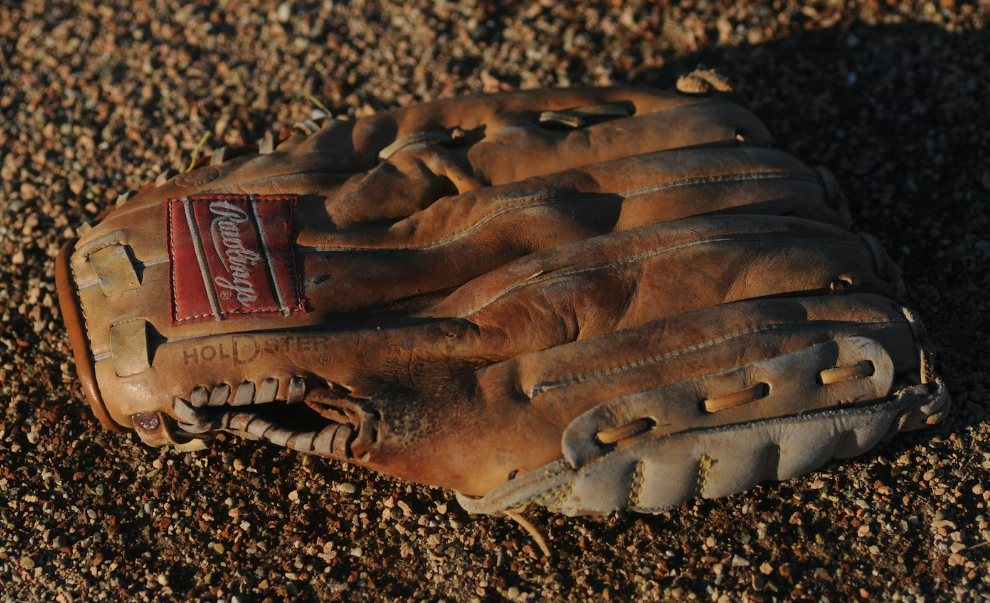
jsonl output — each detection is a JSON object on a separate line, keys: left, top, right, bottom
{"left": 2, "top": 1, "right": 990, "bottom": 602}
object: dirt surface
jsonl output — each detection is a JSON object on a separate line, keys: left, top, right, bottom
{"left": 2, "top": 1, "right": 990, "bottom": 602}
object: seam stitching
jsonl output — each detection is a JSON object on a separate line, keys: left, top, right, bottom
{"left": 628, "top": 460, "right": 646, "bottom": 509}
{"left": 460, "top": 235, "right": 871, "bottom": 318}
{"left": 696, "top": 454, "right": 714, "bottom": 498}
{"left": 528, "top": 318, "right": 899, "bottom": 397}
{"left": 300, "top": 172, "right": 820, "bottom": 253}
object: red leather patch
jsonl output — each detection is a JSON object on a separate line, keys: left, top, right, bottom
{"left": 167, "top": 195, "right": 305, "bottom": 325}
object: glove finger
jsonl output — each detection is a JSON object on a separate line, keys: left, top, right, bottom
{"left": 279, "top": 87, "right": 771, "bottom": 192}
{"left": 122, "top": 317, "right": 493, "bottom": 462}
{"left": 299, "top": 149, "right": 851, "bottom": 314}
{"left": 428, "top": 214, "right": 901, "bottom": 331}
{"left": 120, "top": 88, "right": 769, "bottom": 228}
{"left": 298, "top": 146, "right": 849, "bottom": 248}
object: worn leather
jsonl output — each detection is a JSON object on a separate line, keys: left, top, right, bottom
{"left": 57, "top": 83, "right": 946, "bottom": 511}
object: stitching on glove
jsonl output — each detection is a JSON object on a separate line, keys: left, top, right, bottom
{"left": 512, "top": 481, "right": 573, "bottom": 511}
{"left": 377, "top": 128, "right": 465, "bottom": 163}
{"left": 300, "top": 171, "right": 820, "bottom": 254}
{"left": 82, "top": 239, "right": 128, "bottom": 257}
{"left": 78, "top": 256, "right": 169, "bottom": 291}
{"left": 545, "top": 482, "right": 574, "bottom": 513}
{"left": 110, "top": 316, "right": 151, "bottom": 328}
{"left": 166, "top": 195, "right": 182, "bottom": 322}
{"left": 695, "top": 454, "right": 714, "bottom": 497}
{"left": 528, "top": 318, "right": 901, "bottom": 397}
{"left": 460, "top": 235, "right": 874, "bottom": 318}
{"left": 676, "top": 69, "right": 735, "bottom": 95}
{"left": 69, "top": 259, "right": 95, "bottom": 346}
{"left": 627, "top": 460, "right": 646, "bottom": 509}
{"left": 594, "top": 391, "right": 930, "bottom": 480}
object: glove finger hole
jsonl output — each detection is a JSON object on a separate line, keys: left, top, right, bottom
{"left": 703, "top": 382, "right": 770, "bottom": 413}
{"left": 596, "top": 417, "right": 656, "bottom": 446}
{"left": 818, "top": 360, "right": 875, "bottom": 385}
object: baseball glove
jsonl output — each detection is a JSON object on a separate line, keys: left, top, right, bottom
{"left": 57, "top": 76, "right": 949, "bottom": 516}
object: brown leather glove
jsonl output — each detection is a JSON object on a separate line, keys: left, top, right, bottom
{"left": 56, "top": 80, "right": 949, "bottom": 515}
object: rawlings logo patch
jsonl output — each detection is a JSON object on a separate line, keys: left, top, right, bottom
{"left": 209, "top": 200, "right": 264, "bottom": 305}
{"left": 167, "top": 195, "right": 305, "bottom": 324}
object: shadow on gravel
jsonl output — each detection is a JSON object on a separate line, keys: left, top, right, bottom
{"left": 634, "top": 19, "right": 990, "bottom": 436}
{"left": 637, "top": 22, "right": 990, "bottom": 381}
{"left": 549, "top": 20, "right": 990, "bottom": 600}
